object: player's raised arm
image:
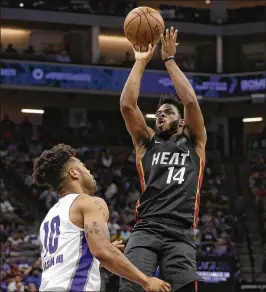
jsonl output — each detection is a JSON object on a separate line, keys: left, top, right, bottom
{"left": 79, "top": 196, "right": 171, "bottom": 292}
{"left": 161, "top": 27, "right": 207, "bottom": 160}
{"left": 120, "top": 45, "right": 156, "bottom": 147}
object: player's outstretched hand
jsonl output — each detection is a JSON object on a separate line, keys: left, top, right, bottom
{"left": 111, "top": 240, "right": 125, "bottom": 251}
{"left": 132, "top": 44, "right": 156, "bottom": 65}
{"left": 160, "top": 26, "right": 178, "bottom": 60}
{"left": 143, "top": 277, "right": 171, "bottom": 292}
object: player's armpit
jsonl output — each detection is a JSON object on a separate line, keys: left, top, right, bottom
{"left": 121, "top": 105, "right": 154, "bottom": 147}
{"left": 184, "top": 102, "right": 207, "bottom": 160}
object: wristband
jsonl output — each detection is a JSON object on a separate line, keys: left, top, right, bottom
{"left": 163, "top": 56, "right": 175, "bottom": 63}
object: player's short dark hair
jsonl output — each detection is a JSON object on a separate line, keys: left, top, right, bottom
{"left": 33, "top": 144, "right": 76, "bottom": 189}
{"left": 157, "top": 95, "right": 184, "bottom": 118}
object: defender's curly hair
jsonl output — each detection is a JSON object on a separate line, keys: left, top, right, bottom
{"left": 158, "top": 95, "right": 184, "bottom": 118}
{"left": 33, "top": 144, "right": 76, "bottom": 189}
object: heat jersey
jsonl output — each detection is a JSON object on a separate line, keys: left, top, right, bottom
{"left": 39, "top": 194, "right": 101, "bottom": 292}
{"left": 136, "top": 133, "right": 204, "bottom": 229}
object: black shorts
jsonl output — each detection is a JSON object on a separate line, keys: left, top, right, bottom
{"left": 119, "top": 221, "right": 203, "bottom": 292}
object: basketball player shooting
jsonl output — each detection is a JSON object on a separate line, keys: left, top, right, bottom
{"left": 119, "top": 27, "right": 207, "bottom": 292}
{"left": 33, "top": 144, "right": 171, "bottom": 292}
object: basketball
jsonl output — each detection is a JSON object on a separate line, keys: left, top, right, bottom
{"left": 124, "top": 6, "right": 165, "bottom": 47}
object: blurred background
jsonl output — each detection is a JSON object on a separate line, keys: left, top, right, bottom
{"left": 0, "top": 0, "right": 265, "bottom": 291}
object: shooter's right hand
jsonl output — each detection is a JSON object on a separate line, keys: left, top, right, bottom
{"left": 132, "top": 44, "right": 156, "bottom": 65}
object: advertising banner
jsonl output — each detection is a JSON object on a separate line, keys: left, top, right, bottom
{"left": 1, "top": 60, "right": 265, "bottom": 98}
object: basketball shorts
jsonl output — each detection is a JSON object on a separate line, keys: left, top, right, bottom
{"left": 119, "top": 220, "right": 203, "bottom": 292}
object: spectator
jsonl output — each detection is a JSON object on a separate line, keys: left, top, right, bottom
{"left": 111, "top": 229, "right": 124, "bottom": 242}
{"left": 39, "top": 188, "right": 58, "bottom": 210}
{"left": 120, "top": 226, "right": 131, "bottom": 241}
{"left": 8, "top": 275, "right": 25, "bottom": 292}
{"left": 24, "top": 174, "right": 34, "bottom": 187}
{"left": 27, "top": 282, "right": 38, "bottom": 292}
{"left": 8, "top": 231, "right": 23, "bottom": 248}
{"left": 104, "top": 182, "right": 118, "bottom": 200}
{"left": 24, "top": 268, "right": 42, "bottom": 289}
{"left": 201, "top": 226, "right": 217, "bottom": 252}
{"left": 20, "top": 117, "right": 33, "bottom": 139}
{"left": 0, "top": 115, "right": 15, "bottom": 140}
{"left": 108, "top": 218, "right": 120, "bottom": 236}
{"left": 1, "top": 196, "right": 15, "bottom": 213}
{"left": 24, "top": 45, "right": 35, "bottom": 54}
{"left": 101, "top": 149, "right": 113, "bottom": 168}
{"left": 16, "top": 256, "right": 30, "bottom": 273}
{"left": 24, "top": 232, "right": 40, "bottom": 246}
{"left": 5, "top": 44, "right": 17, "bottom": 53}
{"left": 56, "top": 49, "right": 71, "bottom": 63}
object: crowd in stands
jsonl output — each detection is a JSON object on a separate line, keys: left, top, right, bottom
{"left": 0, "top": 115, "right": 239, "bottom": 291}
{"left": 1, "top": 2, "right": 265, "bottom": 72}
{"left": 0, "top": 43, "right": 71, "bottom": 64}
{"left": 2, "top": 0, "right": 265, "bottom": 23}
{"left": 249, "top": 151, "right": 266, "bottom": 242}
{"left": 247, "top": 127, "right": 266, "bottom": 150}
{"left": 0, "top": 42, "right": 196, "bottom": 72}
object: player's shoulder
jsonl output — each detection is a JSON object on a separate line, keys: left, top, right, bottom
{"left": 74, "top": 194, "right": 108, "bottom": 211}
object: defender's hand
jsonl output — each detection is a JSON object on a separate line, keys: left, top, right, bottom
{"left": 111, "top": 240, "right": 125, "bottom": 251}
{"left": 160, "top": 27, "right": 178, "bottom": 60}
{"left": 133, "top": 44, "right": 156, "bottom": 65}
{"left": 143, "top": 277, "right": 171, "bottom": 292}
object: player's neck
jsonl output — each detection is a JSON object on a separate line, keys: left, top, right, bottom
{"left": 158, "top": 131, "right": 182, "bottom": 141}
{"left": 58, "top": 183, "right": 84, "bottom": 198}
{"left": 169, "top": 132, "right": 182, "bottom": 141}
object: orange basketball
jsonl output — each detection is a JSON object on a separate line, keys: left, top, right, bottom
{"left": 124, "top": 6, "right": 165, "bottom": 47}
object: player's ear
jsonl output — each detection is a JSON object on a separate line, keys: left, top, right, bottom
{"left": 69, "top": 169, "right": 79, "bottom": 180}
{"left": 179, "top": 119, "right": 185, "bottom": 128}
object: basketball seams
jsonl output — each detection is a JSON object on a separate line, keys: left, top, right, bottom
{"left": 124, "top": 6, "right": 164, "bottom": 46}
{"left": 124, "top": 12, "right": 140, "bottom": 32}
{"left": 147, "top": 12, "right": 164, "bottom": 31}
{"left": 136, "top": 13, "right": 142, "bottom": 46}
{"left": 138, "top": 7, "right": 153, "bottom": 45}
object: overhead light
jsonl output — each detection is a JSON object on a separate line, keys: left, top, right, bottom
{"left": 146, "top": 114, "right": 156, "bottom": 119}
{"left": 206, "top": 0, "right": 211, "bottom": 4}
{"left": 21, "top": 109, "right": 44, "bottom": 114}
{"left": 19, "top": 2, "right": 24, "bottom": 7}
{"left": 242, "top": 117, "right": 263, "bottom": 123}
{"left": 1, "top": 27, "right": 31, "bottom": 37}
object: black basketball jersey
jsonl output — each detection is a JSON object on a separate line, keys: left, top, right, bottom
{"left": 135, "top": 133, "right": 204, "bottom": 229}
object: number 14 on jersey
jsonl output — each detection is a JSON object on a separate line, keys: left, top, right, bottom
{"left": 166, "top": 167, "right": 186, "bottom": 184}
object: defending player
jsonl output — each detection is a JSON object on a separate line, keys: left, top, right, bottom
{"left": 33, "top": 144, "right": 171, "bottom": 292}
{"left": 119, "top": 27, "right": 207, "bottom": 292}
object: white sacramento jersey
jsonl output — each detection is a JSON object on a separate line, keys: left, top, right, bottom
{"left": 39, "top": 194, "right": 101, "bottom": 292}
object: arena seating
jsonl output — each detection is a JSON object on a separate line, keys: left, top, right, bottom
{"left": 2, "top": 0, "right": 265, "bottom": 23}
{"left": 248, "top": 149, "right": 266, "bottom": 243}
{"left": 0, "top": 116, "right": 238, "bottom": 290}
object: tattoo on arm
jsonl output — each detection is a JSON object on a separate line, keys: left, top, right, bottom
{"left": 84, "top": 221, "right": 129, "bottom": 266}
{"left": 84, "top": 221, "right": 109, "bottom": 240}
{"left": 94, "top": 199, "right": 109, "bottom": 220}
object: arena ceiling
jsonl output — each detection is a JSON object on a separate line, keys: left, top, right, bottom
{"left": 138, "top": 0, "right": 266, "bottom": 9}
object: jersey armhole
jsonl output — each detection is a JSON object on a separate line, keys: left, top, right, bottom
{"left": 68, "top": 195, "right": 84, "bottom": 232}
